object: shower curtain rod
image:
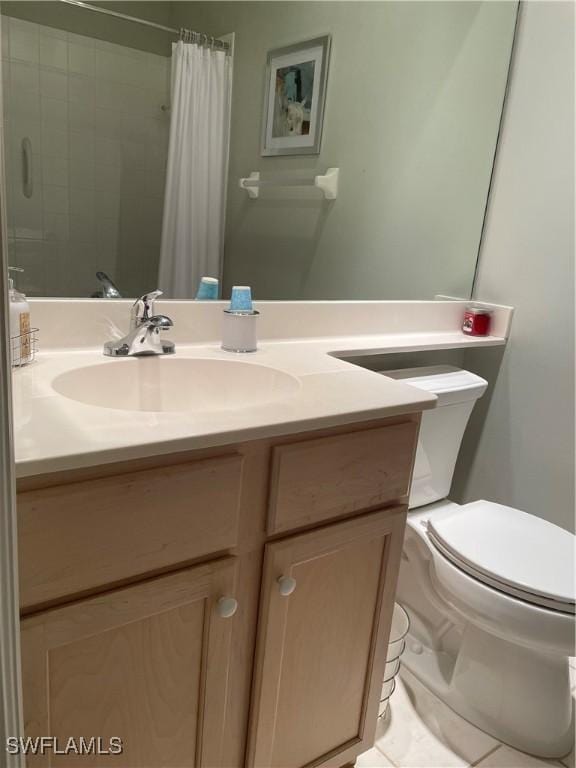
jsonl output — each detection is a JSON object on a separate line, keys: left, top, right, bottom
{"left": 59, "top": 0, "right": 230, "bottom": 50}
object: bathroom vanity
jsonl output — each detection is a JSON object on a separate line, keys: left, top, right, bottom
{"left": 11, "top": 299, "right": 512, "bottom": 768}
{"left": 18, "top": 417, "right": 417, "bottom": 768}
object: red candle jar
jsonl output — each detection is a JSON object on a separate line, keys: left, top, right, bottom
{"left": 462, "top": 306, "right": 492, "bottom": 336}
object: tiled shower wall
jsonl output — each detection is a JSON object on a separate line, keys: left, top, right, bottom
{"left": 1, "top": 16, "right": 171, "bottom": 297}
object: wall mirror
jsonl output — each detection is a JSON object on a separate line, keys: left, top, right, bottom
{"left": 0, "top": 1, "right": 518, "bottom": 300}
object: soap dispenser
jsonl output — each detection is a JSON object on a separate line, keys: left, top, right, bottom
{"left": 8, "top": 267, "right": 32, "bottom": 366}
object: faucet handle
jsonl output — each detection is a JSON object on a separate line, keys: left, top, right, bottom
{"left": 131, "top": 289, "right": 163, "bottom": 329}
{"left": 148, "top": 314, "right": 173, "bottom": 329}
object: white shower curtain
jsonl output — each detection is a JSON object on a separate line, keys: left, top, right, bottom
{"left": 158, "top": 41, "right": 231, "bottom": 298}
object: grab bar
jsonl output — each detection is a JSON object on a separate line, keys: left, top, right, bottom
{"left": 21, "top": 138, "right": 33, "bottom": 199}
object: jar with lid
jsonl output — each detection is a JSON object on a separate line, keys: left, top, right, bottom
{"left": 462, "top": 306, "right": 492, "bottom": 336}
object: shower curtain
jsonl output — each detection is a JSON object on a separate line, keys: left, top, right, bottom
{"left": 158, "top": 41, "right": 231, "bottom": 298}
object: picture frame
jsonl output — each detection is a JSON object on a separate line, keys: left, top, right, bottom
{"left": 261, "top": 35, "right": 331, "bottom": 157}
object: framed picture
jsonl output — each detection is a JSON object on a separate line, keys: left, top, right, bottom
{"left": 261, "top": 35, "right": 331, "bottom": 157}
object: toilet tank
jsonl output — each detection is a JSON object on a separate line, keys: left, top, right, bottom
{"left": 383, "top": 366, "right": 488, "bottom": 509}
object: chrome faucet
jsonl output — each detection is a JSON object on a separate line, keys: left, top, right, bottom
{"left": 91, "top": 271, "right": 122, "bottom": 298}
{"left": 129, "top": 289, "right": 162, "bottom": 331}
{"left": 103, "top": 290, "right": 175, "bottom": 357}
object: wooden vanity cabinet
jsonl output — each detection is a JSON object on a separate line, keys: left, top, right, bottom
{"left": 21, "top": 559, "right": 238, "bottom": 768}
{"left": 17, "top": 454, "right": 245, "bottom": 610}
{"left": 248, "top": 507, "right": 406, "bottom": 768}
{"left": 17, "top": 416, "right": 419, "bottom": 768}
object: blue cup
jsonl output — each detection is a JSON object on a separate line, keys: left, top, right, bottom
{"left": 196, "top": 277, "right": 219, "bottom": 300}
{"left": 229, "top": 285, "right": 253, "bottom": 312}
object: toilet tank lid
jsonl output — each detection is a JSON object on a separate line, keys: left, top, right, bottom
{"left": 382, "top": 366, "right": 488, "bottom": 406}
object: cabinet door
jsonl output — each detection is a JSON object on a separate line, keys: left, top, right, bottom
{"left": 248, "top": 507, "right": 406, "bottom": 768}
{"left": 21, "top": 559, "right": 238, "bottom": 767}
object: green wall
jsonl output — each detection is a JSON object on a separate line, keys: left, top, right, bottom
{"left": 173, "top": 1, "right": 518, "bottom": 300}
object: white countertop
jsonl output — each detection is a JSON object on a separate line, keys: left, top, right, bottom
{"left": 11, "top": 335, "right": 447, "bottom": 479}
{"left": 13, "top": 301, "right": 511, "bottom": 479}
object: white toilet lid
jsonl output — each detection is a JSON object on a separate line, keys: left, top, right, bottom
{"left": 427, "top": 501, "right": 576, "bottom": 614}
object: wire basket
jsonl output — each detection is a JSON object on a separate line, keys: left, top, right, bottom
{"left": 378, "top": 603, "right": 410, "bottom": 720}
{"left": 10, "top": 328, "right": 38, "bottom": 368}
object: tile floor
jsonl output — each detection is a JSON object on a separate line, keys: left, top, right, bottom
{"left": 356, "top": 659, "right": 576, "bottom": 768}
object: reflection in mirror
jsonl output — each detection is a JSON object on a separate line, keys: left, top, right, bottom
{"left": 0, "top": 1, "right": 518, "bottom": 301}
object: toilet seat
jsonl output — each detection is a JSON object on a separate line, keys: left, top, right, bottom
{"left": 401, "top": 499, "right": 575, "bottom": 756}
{"left": 427, "top": 500, "right": 575, "bottom": 615}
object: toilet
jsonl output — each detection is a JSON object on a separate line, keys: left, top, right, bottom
{"left": 382, "top": 366, "right": 575, "bottom": 759}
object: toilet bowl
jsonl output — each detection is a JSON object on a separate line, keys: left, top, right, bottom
{"left": 382, "top": 366, "right": 575, "bottom": 758}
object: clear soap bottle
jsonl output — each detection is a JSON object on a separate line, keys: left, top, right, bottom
{"left": 8, "top": 267, "right": 32, "bottom": 366}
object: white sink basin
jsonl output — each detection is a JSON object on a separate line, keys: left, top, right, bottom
{"left": 51, "top": 357, "right": 301, "bottom": 413}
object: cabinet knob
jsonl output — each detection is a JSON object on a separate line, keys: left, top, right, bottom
{"left": 216, "top": 597, "right": 238, "bottom": 618}
{"left": 277, "top": 576, "right": 297, "bottom": 596}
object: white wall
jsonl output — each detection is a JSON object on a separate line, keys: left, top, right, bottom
{"left": 453, "top": 1, "right": 575, "bottom": 532}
